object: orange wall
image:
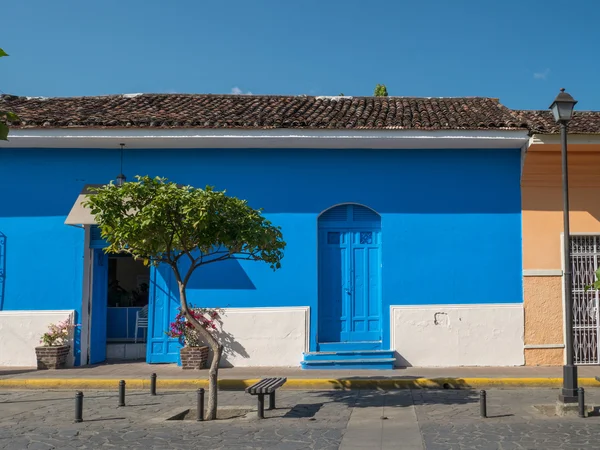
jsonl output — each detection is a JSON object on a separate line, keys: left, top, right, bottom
{"left": 522, "top": 145, "right": 600, "bottom": 270}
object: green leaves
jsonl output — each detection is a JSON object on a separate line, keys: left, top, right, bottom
{"left": 1, "top": 109, "right": 20, "bottom": 141}
{"left": 84, "top": 175, "right": 286, "bottom": 272}
{"left": 0, "top": 122, "right": 8, "bottom": 141}
{"left": 4, "top": 111, "right": 19, "bottom": 121}
{"left": 374, "top": 84, "right": 388, "bottom": 97}
{"left": 0, "top": 48, "right": 19, "bottom": 140}
{"left": 585, "top": 268, "right": 600, "bottom": 292}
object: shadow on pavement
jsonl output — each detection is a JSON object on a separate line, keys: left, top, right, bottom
{"left": 310, "top": 380, "right": 479, "bottom": 409}
{"left": 0, "top": 368, "right": 38, "bottom": 377}
{"left": 326, "top": 375, "right": 475, "bottom": 390}
{"left": 283, "top": 403, "right": 324, "bottom": 418}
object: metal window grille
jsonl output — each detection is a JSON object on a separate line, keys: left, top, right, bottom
{"left": 570, "top": 235, "right": 600, "bottom": 365}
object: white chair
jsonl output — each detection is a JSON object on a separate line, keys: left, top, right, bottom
{"left": 135, "top": 305, "right": 149, "bottom": 343}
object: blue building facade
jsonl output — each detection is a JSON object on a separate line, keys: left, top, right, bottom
{"left": 0, "top": 145, "right": 525, "bottom": 368}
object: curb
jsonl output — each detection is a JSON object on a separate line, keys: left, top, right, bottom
{"left": 1, "top": 377, "right": 599, "bottom": 390}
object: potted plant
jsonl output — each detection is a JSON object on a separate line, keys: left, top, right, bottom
{"left": 166, "top": 306, "right": 222, "bottom": 370}
{"left": 35, "top": 319, "right": 78, "bottom": 370}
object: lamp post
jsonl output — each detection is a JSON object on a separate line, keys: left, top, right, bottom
{"left": 549, "top": 88, "right": 578, "bottom": 403}
{"left": 116, "top": 143, "right": 126, "bottom": 186}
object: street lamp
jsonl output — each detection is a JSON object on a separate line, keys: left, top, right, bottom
{"left": 116, "top": 143, "right": 127, "bottom": 187}
{"left": 549, "top": 88, "right": 578, "bottom": 403}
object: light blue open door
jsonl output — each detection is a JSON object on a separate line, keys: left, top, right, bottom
{"left": 147, "top": 265, "right": 182, "bottom": 363}
{"left": 89, "top": 249, "right": 108, "bottom": 364}
{"left": 318, "top": 205, "right": 382, "bottom": 344}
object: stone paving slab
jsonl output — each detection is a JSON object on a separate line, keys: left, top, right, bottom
{"left": 3, "top": 388, "right": 600, "bottom": 448}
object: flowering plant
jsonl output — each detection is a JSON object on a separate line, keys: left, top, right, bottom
{"left": 40, "top": 319, "right": 79, "bottom": 347}
{"left": 165, "top": 306, "right": 222, "bottom": 347}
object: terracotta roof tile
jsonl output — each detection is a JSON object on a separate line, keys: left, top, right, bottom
{"left": 0, "top": 94, "right": 529, "bottom": 131}
{"left": 513, "top": 110, "right": 600, "bottom": 134}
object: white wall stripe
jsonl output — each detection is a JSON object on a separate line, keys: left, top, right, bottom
{"left": 524, "top": 344, "right": 565, "bottom": 349}
{"left": 523, "top": 269, "right": 563, "bottom": 277}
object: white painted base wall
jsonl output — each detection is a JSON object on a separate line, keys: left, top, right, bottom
{"left": 0, "top": 310, "right": 76, "bottom": 367}
{"left": 216, "top": 307, "right": 310, "bottom": 367}
{"left": 391, "top": 304, "right": 524, "bottom": 367}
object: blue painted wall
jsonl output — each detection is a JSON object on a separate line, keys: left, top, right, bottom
{"left": 0, "top": 148, "right": 523, "bottom": 357}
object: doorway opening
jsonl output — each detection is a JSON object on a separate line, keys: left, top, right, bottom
{"left": 105, "top": 254, "right": 150, "bottom": 360}
{"left": 317, "top": 204, "right": 382, "bottom": 349}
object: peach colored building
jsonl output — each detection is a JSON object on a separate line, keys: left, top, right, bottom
{"left": 518, "top": 110, "right": 600, "bottom": 366}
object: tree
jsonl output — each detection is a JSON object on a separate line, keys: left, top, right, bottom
{"left": 85, "top": 176, "right": 286, "bottom": 420}
{"left": 0, "top": 47, "right": 19, "bottom": 140}
{"left": 374, "top": 84, "right": 388, "bottom": 97}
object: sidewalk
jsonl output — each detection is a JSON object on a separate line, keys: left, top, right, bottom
{"left": 1, "top": 362, "right": 600, "bottom": 390}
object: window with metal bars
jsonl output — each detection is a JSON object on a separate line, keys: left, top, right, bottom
{"left": 570, "top": 235, "right": 600, "bottom": 364}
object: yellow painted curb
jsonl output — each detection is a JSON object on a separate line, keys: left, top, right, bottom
{"left": 0, "top": 377, "right": 599, "bottom": 390}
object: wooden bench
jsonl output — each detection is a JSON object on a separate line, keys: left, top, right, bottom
{"left": 245, "top": 377, "right": 287, "bottom": 418}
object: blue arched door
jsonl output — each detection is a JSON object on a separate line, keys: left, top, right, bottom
{"left": 318, "top": 204, "right": 382, "bottom": 344}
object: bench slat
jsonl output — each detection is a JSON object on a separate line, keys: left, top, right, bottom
{"left": 259, "top": 379, "right": 283, "bottom": 394}
{"left": 246, "top": 377, "right": 287, "bottom": 394}
{"left": 248, "top": 378, "right": 286, "bottom": 394}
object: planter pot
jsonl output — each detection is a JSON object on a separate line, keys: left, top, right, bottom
{"left": 35, "top": 345, "right": 70, "bottom": 370}
{"left": 180, "top": 346, "right": 209, "bottom": 370}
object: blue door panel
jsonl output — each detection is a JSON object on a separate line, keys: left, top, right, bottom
{"left": 318, "top": 229, "right": 346, "bottom": 342}
{"left": 350, "top": 231, "right": 381, "bottom": 341}
{"left": 90, "top": 249, "right": 107, "bottom": 364}
{"left": 147, "top": 266, "right": 182, "bottom": 363}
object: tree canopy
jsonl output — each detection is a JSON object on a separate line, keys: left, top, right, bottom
{"left": 374, "top": 84, "right": 389, "bottom": 97}
{"left": 85, "top": 176, "right": 285, "bottom": 272}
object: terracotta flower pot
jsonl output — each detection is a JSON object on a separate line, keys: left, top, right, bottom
{"left": 35, "top": 345, "right": 70, "bottom": 370}
{"left": 180, "top": 346, "right": 209, "bottom": 370}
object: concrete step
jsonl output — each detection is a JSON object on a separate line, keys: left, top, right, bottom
{"left": 300, "top": 358, "right": 395, "bottom": 370}
{"left": 303, "top": 350, "right": 394, "bottom": 362}
{"left": 318, "top": 341, "right": 382, "bottom": 352}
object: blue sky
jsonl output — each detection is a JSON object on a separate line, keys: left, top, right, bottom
{"left": 2, "top": 0, "right": 599, "bottom": 110}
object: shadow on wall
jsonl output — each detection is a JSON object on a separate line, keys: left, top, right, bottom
{"left": 523, "top": 185, "right": 600, "bottom": 222}
{"left": 186, "top": 259, "right": 256, "bottom": 290}
{"left": 213, "top": 316, "right": 250, "bottom": 368}
{"left": 188, "top": 319, "right": 250, "bottom": 369}
{"left": 153, "top": 270, "right": 250, "bottom": 367}
{"left": 394, "top": 350, "right": 413, "bottom": 368}
{"left": 0, "top": 232, "right": 5, "bottom": 310}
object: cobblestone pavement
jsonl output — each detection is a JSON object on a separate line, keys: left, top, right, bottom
{"left": 415, "top": 389, "right": 600, "bottom": 450}
{"left": 2, "top": 388, "right": 600, "bottom": 449}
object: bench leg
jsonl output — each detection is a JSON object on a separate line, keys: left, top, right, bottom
{"left": 269, "top": 392, "right": 275, "bottom": 410}
{"left": 257, "top": 394, "right": 265, "bottom": 419}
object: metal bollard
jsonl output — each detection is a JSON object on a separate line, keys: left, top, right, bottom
{"left": 197, "top": 388, "right": 205, "bottom": 422}
{"left": 118, "top": 380, "right": 126, "bottom": 407}
{"left": 150, "top": 373, "right": 157, "bottom": 396}
{"left": 479, "top": 390, "right": 487, "bottom": 418}
{"left": 578, "top": 387, "right": 586, "bottom": 418}
{"left": 74, "top": 391, "right": 83, "bottom": 423}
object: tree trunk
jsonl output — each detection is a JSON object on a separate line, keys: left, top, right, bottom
{"left": 207, "top": 342, "right": 223, "bottom": 420}
{"left": 176, "top": 278, "right": 222, "bottom": 421}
